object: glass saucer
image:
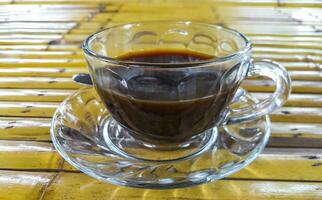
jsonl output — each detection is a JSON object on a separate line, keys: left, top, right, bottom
{"left": 51, "top": 88, "right": 270, "bottom": 189}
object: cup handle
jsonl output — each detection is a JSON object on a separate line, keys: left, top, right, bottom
{"left": 227, "top": 59, "right": 291, "bottom": 124}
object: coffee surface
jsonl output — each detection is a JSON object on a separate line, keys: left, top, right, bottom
{"left": 116, "top": 49, "right": 214, "bottom": 63}
{"left": 94, "top": 49, "right": 241, "bottom": 143}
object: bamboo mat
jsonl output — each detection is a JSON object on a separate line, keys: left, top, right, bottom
{"left": 0, "top": 0, "right": 322, "bottom": 199}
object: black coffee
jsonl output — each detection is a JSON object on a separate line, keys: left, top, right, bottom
{"left": 94, "top": 49, "right": 241, "bottom": 143}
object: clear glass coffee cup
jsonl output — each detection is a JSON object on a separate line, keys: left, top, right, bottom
{"left": 82, "top": 21, "right": 291, "bottom": 147}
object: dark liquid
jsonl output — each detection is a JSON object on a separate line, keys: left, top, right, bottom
{"left": 94, "top": 49, "right": 241, "bottom": 143}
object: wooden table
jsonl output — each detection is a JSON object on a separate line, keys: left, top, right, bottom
{"left": 0, "top": 0, "right": 321, "bottom": 199}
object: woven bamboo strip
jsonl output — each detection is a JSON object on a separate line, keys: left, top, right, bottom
{"left": 0, "top": 59, "right": 86, "bottom": 67}
{"left": 41, "top": 172, "right": 322, "bottom": 200}
{"left": 0, "top": 141, "right": 63, "bottom": 169}
{"left": 0, "top": 89, "right": 73, "bottom": 101}
{"left": 0, "top": 101, "right": 58, "bottom": 117}
{"left": 0, "top": 170, "right": 55, "bottom": 200}
{"left": 0, "top": 117, "right": 52, "bottom": 141}
{"left": 0, "top": 67, "right": 86, "bottom": 77}
{"left": 0, "top": 50, "right": 83, "bottom": 59}
{"left": 0, "top": 77, "right": 80, "bottom": 89}
{"left": 242, "top": 80, "right": 322, "bottom": 94}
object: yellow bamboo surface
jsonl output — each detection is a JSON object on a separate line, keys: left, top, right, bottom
{"left": 0, "top": 0, "right": 322, "bottom": 199}
{"left": 1, "top": 170, "right": 321, "bottom": 200}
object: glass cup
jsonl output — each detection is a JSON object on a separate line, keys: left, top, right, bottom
{"left": 82, "top": 21, "right": 290, "bottom": 150}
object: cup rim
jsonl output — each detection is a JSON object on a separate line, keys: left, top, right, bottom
{"left": 82, "top": 21, "right": 251, "bottom": 68}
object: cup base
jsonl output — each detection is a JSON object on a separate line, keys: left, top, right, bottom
{"left": 103, "top": 117, "right": 217, "bottom": 161}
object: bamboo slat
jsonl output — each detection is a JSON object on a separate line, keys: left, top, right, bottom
{"left": 213, "top": 0, "right": 321, "bottom": 8}
{"left": 0, "top": 67, "right": 86, "bottom": 77}
{"left": 0, "top": 44, "right": 81, "bottom": 51}
{"left": 47, "top": 44, "right": 81, "bottom": 51}
{"left": 63, "top": 34, "right": 88, "bottom": 43}
{"left": 252, "top": 41, "right": 322, "bottom": 49}
{"left": 0, "top": 117, "right": 51, "bottom": 141}
{"left": 1, "top": 17, "right": 89, "bottom": 23}
{"left": 0, "top": 29, "right": 68, "bottom": 34}
{"left": 0, "top": 45, "right": 48, "bottom": 51}
{"left": 77, "top": 22, "right": 103, "bottom": 29}
{"left": 0, "top": 141, "right": 63, "bottom": 170}
{"left": 242, "top": 80, "right": 322, "bottom": 94}
{"left": 253, "top": 53, "right": 322, "bottom": 63}
{"left": 0, "top": 39, "right": 53, "bottom": 45}
{"left": 0, "top": 89, "right": 73, "bottom": 101}
{"left": 42, "top": 172, "right": 322, "bottom": 200}
{"left": 0, "top": 22, "right": 76, "bottom": 29}
{"left": 287, "top": 71, "right": 322, "bottom": 81}
{"left": 0, "top": 50, "right": 83, "bottom": 59}
{"left": 253, "top": 93, "right": 322, "bottom": 107}
{"left": 0, "top": 34, "right": 62, "bottom": 40}
{"left": 69, "top": 29, "right": 99, "bottom": 34}
{"left": 271, "top": 122, "right": 322, "bottom": 139}
{"left": 269, "top": 122, "right": 322, "bottom": 148}
{"left": 0, "top": 170, "right": 54, "bottom": 200}
{"left": 0, "top": 59, "right": 86, "bottom": 67}
{"left": 268, "top": 61, "right": 320, "bottom": 71}
{"left": 250, "top": 36, "right": 322, "bottom": 43}
{"left": 0, "top": 0, "right": 11, "bottom": 4}
{"left": 231, "top": 148, "right": 322, "bottom": 180}
{"left": 13, "top": 0, "right": 110, "bottom": 4}
{"left": 0, "top": 4, "right": 102, "bottom": 10}
{"left": 0, "top": 101, "right": 58, "bottom": 117}
{"left": 109, "top": 8, "right": 217, "bottom": 23}
{"left": 247, "top": 32, "right": 322, "bottom": 37}
{"left": 271, "top": 107, "right": 322, "bottom": 123}
{"left": 253, "top": 47, "right": 322, "bottom": 56}
{"left": 0, "top": 77, "right": 80, "bottom": 89}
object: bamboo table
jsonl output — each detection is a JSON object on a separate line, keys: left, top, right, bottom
{"left": 0, "top": 0, "right": 322, "bottom": 199}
